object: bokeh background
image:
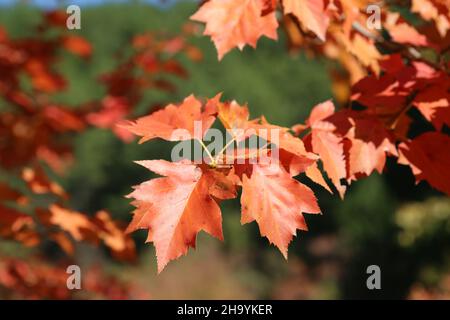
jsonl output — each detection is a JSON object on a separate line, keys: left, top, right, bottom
{"left": 0, "top": 0, "right": 449, "bottom": 299}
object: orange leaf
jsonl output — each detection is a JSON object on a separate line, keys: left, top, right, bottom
{"left": 411, "top": 0, "right": 450, "bottom": 38}
{"left": 283, "top": 0, "right": 329, "bottom": 41}
{"left": 127, "top": 160, "right": 227, "bottom": 272}
{"left": 21, "top": 166, "right": 67, "bottom": 199}
{"left": 46, "top": 204, "right": 96, "bottom": 242}
{"left": 218, "top": 100, "right": 250, "bottom": 138}
{"left": 385, "top": 12, "right": 428, "bottom": 46}
{"left": 123, "top": 94, "right": 219, "bottom": 143}
{"left": 305, "top": 162, "right": 332, "bottom": 193}
{"left": 241, "top": 163, "right": 320, "bottom": 257}
{"left": 191, "top": 0, "right": 278, "bottom": 60}
{"left": 306, "top": 101, "right": 347, "bottom": 198}
{"left": 93, "top": 210, "right": 136, "bottom": 262}
{"left": 62, "top": 35, "right": 92, "bottom": 58}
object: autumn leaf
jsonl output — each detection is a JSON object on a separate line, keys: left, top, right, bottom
{"left": 411, "top": 0, "right": 450, "bottom": 37}
{"left": 191, "top": 0, "right": 279, "bottom": 60}
{"left": 304, "top": 100, "right": 347, "bottom": 198}
{"left": 398, "top": 132, "right": 450, "bottom": 195}
{"left": 304, "top": 162, "right": 332, "bottom": 193}
{"left": 0, "top": 205, "right": 38, "bottom": 247}
{"left": 93, "top": 210, "right": 136, "bottom": 262}
{"left": 0, "top": 257, "right": 149, "bottom": 299}
{"left": 37, "top": 204, "right": 136, "bottom": 260}
{"left": 251, "top": 116, "right": 318, "bottom": 175}
{"left": 413, "top": 83, "right": 450, "bottom": 131}
{"left": 86, "top": 96, "right": 134, "bottom": 142}
{"left": 351, "top": 56, "right": 411, "bottom": 119}
{"left": 334, "top": 31, "right": 381, "bottom": 75}
{"left": 350, "top": 55, "right": 444, "bottom": 131}
{"left": 126, "top": 160, "right": 232, "bottom": 272}
{"left": 44, "top": 204, "right": 96, "bottom": 242}
{"left": 48, "top": 231, "right": 74, "bottom": 256}
{"left": 62, "top": 35, "right": 92, "bottom": 58}
{"left": 123, "top": 94, "right": 220, "bottom": 143}
{"left": 283, "top": 0, "right": 329, "bottom": 41}
{"left": 218, "top": 100, "right": 251, "bottom": 140}
{"left": 216, "top": 147, "right": 271, "bottom": 185}
{"left": 342, "top": 112, "right": 398, "bottom": 179}
{"left": 21, "top": 166, "right": 67, "bottom": 199}
{"left": 217, "top": 100, "right": 317, "bottom": 174}
{"left": 241, "top": 163, "right": 320, "bottom": 257}
{"left": 25, "top": 59, "right": 66, "bottom": 93}
{"left": 42, "top": 105, "right": 86, "bottom": 132}
{"left": 385, "top": 12, "right": 428, "bottom": 46}
{"left": 305, "top": 104, "right": 397, "bottom": 187}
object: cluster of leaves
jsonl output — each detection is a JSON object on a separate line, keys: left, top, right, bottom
{"left": 84, "top": 25, "right": 202, "bottom": 141}
{"left": 124, "top": 0, "right": 450, "bottom": 272}
{"left": 124, "top": 94, "right": 322, "bottom": 272}
{"left": 0, "top": 169, "right": 135, "bottom": 261}
{"left": 0, "top": 257, "right": 149, "bottom": 299}
{"left": 0, "top": 11, "right": 91, "bottom": 172}
{"left": 0, "top": 10, "right": 199, "bottom": 297}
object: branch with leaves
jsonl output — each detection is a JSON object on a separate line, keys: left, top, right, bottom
{"left": 123, "top": 0, "right": 450, "bottom": 272}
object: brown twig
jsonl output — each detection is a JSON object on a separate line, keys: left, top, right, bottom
{"left": 351, "top": 21, "right": 447, "bottom": 73}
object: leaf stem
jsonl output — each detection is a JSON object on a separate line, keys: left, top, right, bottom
{"left": 351, "top": 21, "right": 447, "bottom": 73}
{"left": 214, "top": 136, "right": 237, "bottom": 163}
{"left": 197, "top": 138, "right": 215, "bottom": 166}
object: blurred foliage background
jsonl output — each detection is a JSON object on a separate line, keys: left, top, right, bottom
{"left": 0, "top": 0, "right": 449, "bottom": 299}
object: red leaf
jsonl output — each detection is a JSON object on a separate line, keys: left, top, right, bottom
{"left": 343, "top": 112, "right": 397, "bottom": 179}
{"left": 413, "top": 83, "right": 450, "bottom": 131}
{"left": 398, "top": 132, "right": 450, "bottom": 195}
